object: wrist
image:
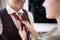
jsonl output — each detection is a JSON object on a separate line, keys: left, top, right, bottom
{"left": 29, "top": 26, "right": 34, "bottom": 32}
{"left": 22, "top": 38, "right": 27, "bottom": 40}
{"left": 30, "top": 29, "right": 38, "bottom": 40}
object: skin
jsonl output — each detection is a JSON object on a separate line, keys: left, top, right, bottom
{"left": 8, "top": 0, "right": 38, "bottom": 40}
{"left": 19, "top": 21, "right": 38, "bottom": 40}
{"left": 9, "top": 0, "right": 26, "bottom": 12}
{"left": 43, "top": 0, "right": 60, "bottom": 37}
{"left": 43, "top": 0, "right": 60, "bottom": 19}
{"left": 19, "top": 26, "right": 27, "bottom": 40}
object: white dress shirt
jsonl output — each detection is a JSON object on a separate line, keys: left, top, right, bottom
{"left": 0, "top": 4, "right": 34, "bottom": 34}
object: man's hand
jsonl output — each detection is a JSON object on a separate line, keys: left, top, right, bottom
{"left": 22, "top": 21, "right": 34, "bottom": 31}
{"left": 18, "top": 26, "right": 27, "bottom": 40}
{"left": 22, "top": 21, "right": 38, "bottom": 40}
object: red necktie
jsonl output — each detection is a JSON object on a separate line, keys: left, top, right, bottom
{"left": 12, "top": 13, "right": 28, "bottom": 31}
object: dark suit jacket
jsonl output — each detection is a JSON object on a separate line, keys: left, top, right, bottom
{"left": 0, "top": 8, "right": 30, "bottom": 40}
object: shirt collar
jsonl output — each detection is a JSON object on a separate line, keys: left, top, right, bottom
{"left": 6, "top": 4, "right": 24, "bottom": 15}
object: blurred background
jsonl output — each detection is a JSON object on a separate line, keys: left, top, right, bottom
{"left": 0, "top": 0, "right": 57, "bottom": 23}
{"left": 0, "top": 0, "right": 57, "bottom": 35}
{"left": 29, "top": 0, "right": 57, "bottom": 23}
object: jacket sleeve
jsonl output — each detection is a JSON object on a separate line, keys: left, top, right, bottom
{"left": 0, "top": 35, "right": 4, "bottom": 40}
{"left": 0, "top": 10, "right": 7, "bottom": 40}
{"left": 0, "top": 35, "right": 8, "bottom": 40}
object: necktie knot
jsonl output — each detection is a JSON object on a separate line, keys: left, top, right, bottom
{"left": 12, "top": 13, "right": 28, "bottom": 31}
{"left": 12, "top": 12, "right": 22, "bottom": 21}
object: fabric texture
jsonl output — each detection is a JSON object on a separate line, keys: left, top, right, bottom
{"left": 0, "top": 8, "right": 30, "bottom": 40}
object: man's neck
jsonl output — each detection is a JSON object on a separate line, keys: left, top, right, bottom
{"left": 9, "top": 3, "right": 21, "bottom": 12}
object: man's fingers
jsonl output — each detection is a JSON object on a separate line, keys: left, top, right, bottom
{"left": 19, "top": 26, "right": 22, "bottom": 31}
{"left": 19, "top": 27, "right": 22, "bottom": 35}
{"left": 23, "top": 27, "right": 25, "bottom": 31}
{"left": 22, "top": 21, "right": 26, "bottom": 25}
{"left": 22, "top": 21, "right": 29, "bottom": 24}
{"left": 22, "top": 21, "right": 30, "bottom": 28}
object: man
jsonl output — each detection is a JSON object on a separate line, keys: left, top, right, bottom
{"left": 0, "top": 0, "right": 38, "bottom": 40}
{"left": 43, "top": 0, "right": 60, "bottom": 40}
